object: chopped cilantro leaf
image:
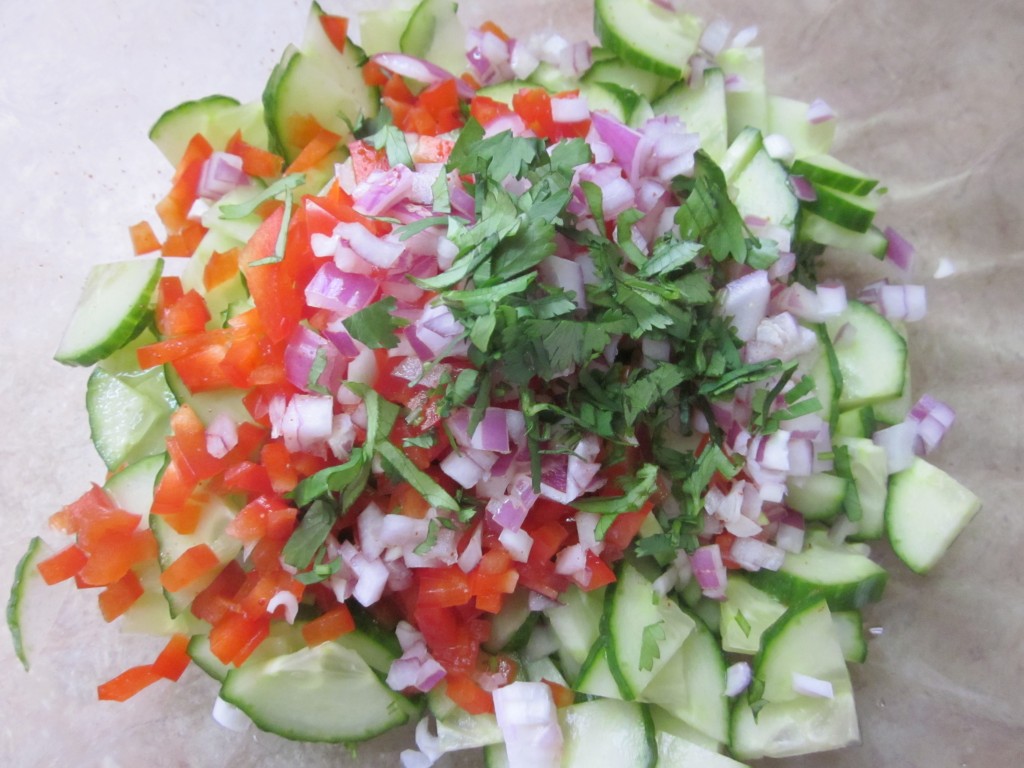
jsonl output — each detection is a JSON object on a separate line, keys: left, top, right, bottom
{"left": 342, "top": 296, "right": 409, "bottom": 349}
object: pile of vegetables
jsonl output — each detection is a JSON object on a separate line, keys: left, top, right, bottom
{"left": 7, "top": 0, "right": 980, "bottom": 765}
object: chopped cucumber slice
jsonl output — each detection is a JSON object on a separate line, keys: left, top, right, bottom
{"left": 54, "top": 258, "right": 163, "bottom": 367}
{"left": 400, "top": 0, "right": 465, "bottom": 77}
{"left": 7, "top": 536, "right": 49, "bottom": 670}
{"left": 607, "top": 562, "right": 696, "bottom": 699}
{"left": 560, "top": 699, "right": 656, "bottom": 768}
{"left": 747, "top": 543, "right": 888, "bottom": 611}
{"left": 594, "top": 0, "right": 702, "bottom": 80}
{"left": 835, "top": 436, "right": 889, "bottom": 541}
{"left": 799, "top": 212, "right": 889, "bottom": 259}
{"left": 785, "top": 473, "right": 849, "bottom": 523}
{"left": 219, "top": 640, "right": 418, "bottom": 743}
{"left": 805, "top": 183, "right": 879, "bottom": 233}
{"left": 640, "top": 610, "right": 728, "bottom": 743}
{"left": 358, "top": 1, "right": 418, "bottom": 55}
{"left": 582, "top": 57, "right": 672, "bottom": 102}
{"left": 150, "top": 495, "right": 242, "bottom": 617}
{"left": 732, "top": 147, "right": 798, "bottom": 238}
{"left": 657, "top": 730, "right": 749, "bottom": 767}
{"left": 149, "top": 96, "right": 268, "bottom": 167}
{"left": 886, "top": 457, "right": 982, "bottom": 573}
{"left": 544, "top": 584, "right": 605, "bottom": 683}
{"left": 732, "top": 599, "right": 859, "bottom": 760}
{"left": 790, "top": 154, "right": 879, "bottom": 196}
{"left": 831, "top": 610, "right": 868, "bottom": 664}
{"left": 86, "top": 366, "right": 175, "bottom": 470}
{"left": 825, "top": 300, "right": 907, "bottom": 411}
{"left": 653, "top": 68, "right": 728, "bottom": 162}
{"left": 720, "top": 575, "right": 788, "bottom": 655}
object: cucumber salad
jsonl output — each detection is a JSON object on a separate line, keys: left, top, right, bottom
{"left": 7, "top": 0, "right": 982, "bottom": 765}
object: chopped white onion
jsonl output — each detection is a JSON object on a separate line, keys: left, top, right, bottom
{"left": 725, "top": 661, "right": 753, "bottom": 696}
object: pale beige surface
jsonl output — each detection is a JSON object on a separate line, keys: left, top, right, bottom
{"left": 1, "top": 1, "right": 1022, "bottom": 766}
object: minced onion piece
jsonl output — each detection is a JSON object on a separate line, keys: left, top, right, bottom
{"left": 370, "top": 52, "right": 475, "bottom": 99}
{"left": 198, "top": 152, "right": 247, "bottom": 200}
{"left": 884, "top": 226, "right": 915, "bottom": 271}
{"left": 266, "top": 590, "right": 299, "bottom": 624}
{"left": 725, "top": 661, "right": 753, "bottom": 696}
{"left": 205, "top": 412, "right": 238, "bottom": 459}
{"left": 908, "top": 393, "right": 956, "bottom": 454}
{"left": 691, "top": 544, "right": 727, "bottom": 598}
{"left": 729, "top": 538, "right": 786, "bottom": 572}
{"left": 499, "top": 527, "right": 534, "bottom": 563}
{"left": 806, "top": 98, "right": 836, "bottom": 124}
{"left": 492, "top": 682, "right": 563, "bottom": 768}
{"left": 212, "top": 697, "right": 251, "bottom": 732}
{"left": 873, "top": 420, "right": 917, "bottom": 473}
{"left": 764, "top": 133, "right": 795, "bottom": 164}
{"left": 731, "top": 25, "right": 759, "bottom": 47}
{"left": 792, "top": 672, "right": 835, "bottom": 699}
{"left": 719, "top": 270, "right": 771, "bottom": 341}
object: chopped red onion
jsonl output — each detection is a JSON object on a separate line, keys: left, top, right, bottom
{"left": 763, "top": 133, "right": 795, "bottom": 164}
{"left": 883, "top": 226, "right": 915, "bottom": 271}
{"left": 775, "top": 520, "right": 806, "bottom": 554}
{"left": 730, "top": 537, "right": 786, "bottom": 572}
{"left": 744, "top": 312, "right": 818, "bottom": 363}
{"left": 792, "top": 672, "right": 834, "bottom": 699}
{"left": 441, "top": 451, "right": 487, "bottom": 489}
{"left": 266, "top": 590, "right": 299, "bottom": 624}
{"left": 538, "top": 255, "right": 587, "bottom": 310}
{"left": 787, "top": 437, "right": 815, "bottom": 477}
{"left": 212, "top": 697, "right": 251, "bottom": 732}
{"left": 509, "top": 39, "right": 540, "bottom": 80}
{"left": 499, "top": 527, "right": 534, "bottom": 563}
{"left": 492, "top": 682, "right": 563, "bottom": 768}
{"left": 731, "top": 25, "right": 759, "bottom": 47}
{"left": 725, "top": 661, "right": 753, "bottom": 696}
{"left": 866, "top": 283, "right": 927, "bottom": 322}
{"left": 272, "top": 394, "right": 334, "bottom": 455}
{"left": 700, "top": 18, "right": 732, "bottom": 55}
{"left": 335, "top": 221, "right": 405, "bottom": 269}
{"left": 719, "top": 269, "right": 771, "bottom": 341}
{"left": 198, "top": 152, "right": 247, "bottom": 200}
{"left": 691, "top": 544, "right": 727, "bottom": 599}
{"left": 590, "top": 112, "right": 641, "bottom": 169}
{"left": 933, "top": 257, "right": 955, "bottom": 279}
{"left": 788, "top": 174, "right": 818, "bottom": 202}
{"left": 806, "top": 98, "right": 836, "bottom": 124}
{"left": 205, "top": 412, "right": 238, "bottom": 459}
{"left": 725, "top": 73, "right": 749, "bottom": 93}
{"left": 351, "top": 555, "right": 390, "bottom": 607}
{"left": 468, "top": 408, "right": 513, "bottom": 453}
{"left": 554, "top": 543, "right": 587, "bottom": 576}
{"left": 907, "top": 394, "right": 956, "bottom": 454}
{"left": 457, "top": 524, "right": 483, "bottom": 573}
{"left": 370, "top": 52, "right": 475, "bottom": 99}
{"left": 873, "top": 421, "right": 917, "bottom": 473}
{"left": 284, "top": 325, "right": 343, "bottom": 394}
{"left": 305, "top": 262, "right": 379, "bottom": 314}
{"left": 551, "top": 95, "right": 590, "bottom": 124}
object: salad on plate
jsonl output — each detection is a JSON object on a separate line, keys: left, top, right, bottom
{"left": 6, "top": 0, "right": 982, "bottom": 765}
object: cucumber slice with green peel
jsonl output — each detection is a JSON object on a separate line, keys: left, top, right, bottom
{"left": 720, "top": 575, "right": 788, "bottom": 655}
{"left": 163, "top": 364, "right": 252, "bottom": 427}
{"left": 575, "top": 639, "right": 621, "bottom": 699}
{"left": 559, "top": 698, "right": 657, "bottom": 768}
{"left": 790, "top": 154, "right": 879, "bottom": 196}
{"left": 544, "top": 584, "right": 605, "bottom": 683}
{"left": 766, "top": 96, "right": 836, "bottom": 158}
{"left": 835, "top": 437, "right": 889, "bottom": 541}
{"left": 746, "top": 543, "right": 888, "bottom": 611}
{"left": 262, "top": 39, "right": 373, "bottom": 164}
{"left": 7, "top": 536, "right": 49, "bottom": 670}
{"left": 484, "top": 742, "right": 510, "bottom": 768}
{"left": 732, "top": 147, "right": 798, "bottom": 236}
{"left": 831, "top": 610, "right": 867, "bottom": 663}
{"left": 731, "top": 598, "right": 859, "bottom": 760}
{"left": 719, "top": 126, "right": 764, "bottom": 182}
{"left": 86, "top": 367, "right": 175, "bottom": 471}
{"left": 886, "top": 457, "right": 982, "bottom": 574}
{"left": 656, "top": 730, "right": 749, "bottom": 768}
{"left": 150, "top": 494, "right": 243, "bottom": 617}
{"left": 835, "top": 405, "right": 875, "bottom": 439}
{"left": 400, "top": 0, "right": 465, "bottom": 77}
{"left": 652, "top": 68, "right": 728, "bottom": 162}
{"left": 103, "top": 453, "right": 165, "bottom": 520}
{"left": 717, "top": 47, "right": 767, "bottom": 140}
{"left": 188, "top": 634, "right": 231, "bottom": 682}
{"left": 358, "top": 2, "right": 418, "bottom": 56}
{"left": 649, "top": 706, "right": 723, "bottom": 753}
{"left": 825, "top": 300, "right": 907, "bottom": 410}
{"left": 582, "top": 58, "right": 672, "bottom": 102}
{"left": 475, "top": 80, "right": 535, "bottom": 107}
{"left": 871, "top": 352, "right": 913, "bottom": 426}
{"left": 805, "top": 183, "right": 879, "bottom": 233}
{"left": 435, "top": 708, "right": 503, "bottom": 753}
{"left": 527, "top": 62, "right": 576, "bottom": 93}
{"left": 607, "top": 561, "right": 696, "bottom": 699}
{"left": 639, "top": 610, "right": 728, "bottom": 743}
{"left": 149, "top": 96, "right": 269, "bottom": 167}
{"left": 581, "top": 81, "right": 652, "bottom": 127}
{"left": 594, "top": 0, "right": 702, "bottom": 80}
{"left": 219, "top": 640, "right": 418, "bottom": 743}
{"left": 54, "top": 258, "right": 163, "bottom": 367}
{"left": 523, "top": 654, "right": 569, "bottom": 688}
{"left": 798, "top": 212, "right": 889, "bottom": 259}
{"left": 483, "top": 588, "right": 535, "bottom": 653}
{"left": 785, "top": 473, "right": 850, "bottom": 523}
